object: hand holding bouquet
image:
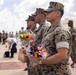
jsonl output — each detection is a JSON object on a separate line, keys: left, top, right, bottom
{"left": 27, "top": 47, "right": 48, "bottom": 67}
{"left": 30, "top": 46, "right": 48, "bottom": 60}
{"left": 19, "top": 30, "right": 36, "bottom": 54}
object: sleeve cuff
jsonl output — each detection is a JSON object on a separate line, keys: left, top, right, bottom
{"left": 56, "top": 41, "right": 69, "bottom": 49}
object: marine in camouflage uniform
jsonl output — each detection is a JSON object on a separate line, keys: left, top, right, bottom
{"left": 27, "top": 2, "right": 72, "bottom": 75}
{"left": 68, "top": 20, "right": 76, "bottom": 68}
{"left": 40, "top": 2, "right": 72, "bottom": 75}
{"left": 25, "top": 15, "right": 36, "bottom": 74}
{"left": 26, "top": 15, "right": 37, "bottom": 32}
{"left": 28, "top": 8, "right": 50, "bottom": 75}
{"left": 40, "top": 23, "right": 72, "bottom": 75}
{"left": 32, "top": 8, "right": 50, "bottom": 47}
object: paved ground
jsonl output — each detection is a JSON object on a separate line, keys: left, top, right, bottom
{"left": 0, "top": 44, "right": 28, "bottom": 75}
{"left": 0, "top": 43, "right": 76, "bottom": 75}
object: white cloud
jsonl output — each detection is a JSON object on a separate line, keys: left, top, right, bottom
{"left": 13, "top": 0, "right": 51, "bottom": 20}
{"left": 64, "top": 0, "right": 74, "bottom": 13}
{"left": 13, "top": 0, "right": 76, "bottom": 20}
{"left": 0, "top": 0, "right": 4, "bottom": 5}
{"left": 0, "top": 8, "right": 25, "bottom": 33}
{"left": 0, "top": 8, "right": 13, "bottom": 22}
{"left": 0, "top": 0, "right": 76, "bottom": 33}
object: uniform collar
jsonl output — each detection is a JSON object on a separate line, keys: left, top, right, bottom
{"left": 51, "top": 22, "right": 61, "bottom": 28}
{"left": 35, "top": 21, "right": 46, "bottom": 32}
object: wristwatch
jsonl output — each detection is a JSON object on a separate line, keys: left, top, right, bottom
{"left": 39, "top": 60, "right": 43, "bottom": 64}
{"left": 39, "top": 57, "right": 47, "bottom": 64}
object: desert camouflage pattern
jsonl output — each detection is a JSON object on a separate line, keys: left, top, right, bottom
{"left": 45, "top": 1, "right": 64, "bottom": 12}
{"left": 32, "top": 8, "right": 45, "bottom": 16}
{"left": 33, "top": 21, "right": 50, "bottom": 47}
{"left": 26, "top": 15, "right": 35, "bottom": 21}
{"left": 27, "top": 21, "right": 49, "bottom": 75}
{"left": 38, "top": 22, "right": 72, "bottom": 75}
{"left": 70, "top": 28, "right": 76, "bottom": 62}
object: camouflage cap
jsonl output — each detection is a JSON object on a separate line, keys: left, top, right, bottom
{"left": 32, "top": 8, "right": 45, "bottom": 16}
{"left": 45, "top": 1, "right": 64, "bottom": 12}
{"left": 26, "top": 15, "right": 35, "bottom": 22}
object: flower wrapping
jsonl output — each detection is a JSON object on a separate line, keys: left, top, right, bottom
{"left": 19, "top": 30, "right": 36, "bottom": 54}
{"left": 30, "top": 46, "right": 48, "bottom": 60}
{"left": 19, "top": 30, "right": 48, "bottom": 60}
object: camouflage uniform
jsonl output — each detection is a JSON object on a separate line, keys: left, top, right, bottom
{"left": 28, "top": 2, "right": 72, "bottom": 75}
{"left": 33, "top": 22, "right": 49, "bottom": 47}
{"left": 27, "top": 8, "right": 50, "bottom": 75}
{"left": 25, "top": 15, "right": 36, "bottom": 75}
{"left": 39, "top": 23, "right": 72, "bottom": 75}
{"left": 70, "top": 28, "right": 76, "bottom": 63}
{"left": 28, "top": 22, "right": 50, "bottom": 75}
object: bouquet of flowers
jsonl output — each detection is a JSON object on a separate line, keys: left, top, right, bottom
{"left": 30, "top": 46, "right": 48, "bottom": 60}
{"left": 19, "top": 30, "right": 48, "bottom": 60}
{"left": 20, "top": 33, "right": 34, "bottom": 41}
{"left": 19, "top": 30, "right": 36, "bottom": 54}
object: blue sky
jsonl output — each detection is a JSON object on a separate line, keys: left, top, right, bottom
{"left": 0, "top": 0, "right": 76, "bottom": 33}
